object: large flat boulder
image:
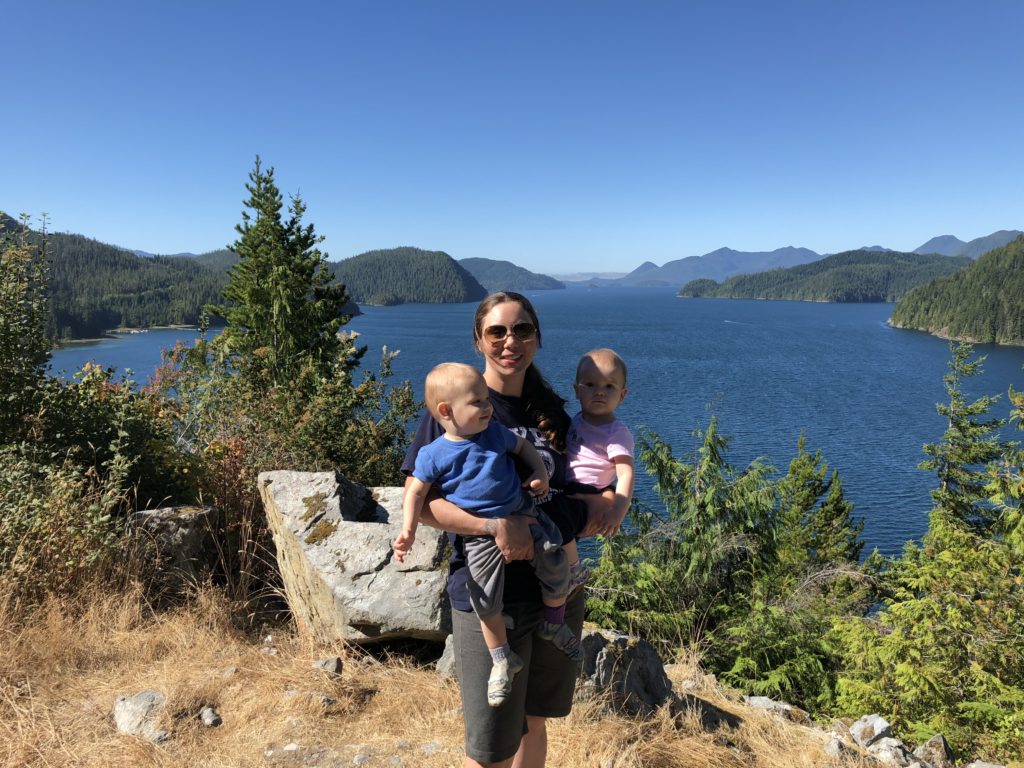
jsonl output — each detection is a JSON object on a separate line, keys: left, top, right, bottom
{"left": 259, "top": 471, "right": 450, "bottom": 643}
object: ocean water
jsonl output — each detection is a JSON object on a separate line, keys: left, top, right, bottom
{"left": 50, "top": 288, "right": 1024, "bottom": 556}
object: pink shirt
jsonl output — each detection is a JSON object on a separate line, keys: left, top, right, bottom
{"left": 566, "top": 412, "right": 634, "bottom": 488}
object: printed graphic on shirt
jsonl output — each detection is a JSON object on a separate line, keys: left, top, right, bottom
{"left": 506, "top": 424, "right": 555, "bottom": 504}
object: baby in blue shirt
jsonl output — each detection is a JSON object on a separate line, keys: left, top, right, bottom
{"left": 393, "top": 362, "right": 574, "bottom": 707}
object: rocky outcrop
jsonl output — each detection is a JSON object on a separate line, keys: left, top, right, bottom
{"left": 258, "top": 471, "right": 450, "bottom": 643}
{"left": 131, "top": 505, "right": 222, "bottom": 591}
{"left": 577, "top": 628, "right": 674, "bottom": 716}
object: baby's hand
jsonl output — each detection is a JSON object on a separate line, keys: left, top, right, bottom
{"left": 524, "top": 471, "right": 549, "bottom": 498}
{"left": 392, "top": 529, "right": 415, "bottom": 563}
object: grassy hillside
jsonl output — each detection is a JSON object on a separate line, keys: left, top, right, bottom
{"left": 0, "top": 585, "right": 846, "bottom": 768}
{"left": 891, "top": 235, "right": 1024, "bottom": 344}
{"left": 329, "top": 247, "right": 486, "bottom": 305}
{"left": 679, "top": 250, "right": 970, "bottom": 303}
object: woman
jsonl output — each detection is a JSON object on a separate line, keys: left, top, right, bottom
{"left": 402, "top": 291, "right": 617, "bottom": 767}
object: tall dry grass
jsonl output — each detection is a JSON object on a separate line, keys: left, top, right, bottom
{"left": 0, "top": 584, "right": 855, "bottom": 768}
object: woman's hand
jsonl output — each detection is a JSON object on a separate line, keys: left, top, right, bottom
{"left": 490, "top": 515, "right": 535, "bottom": 563}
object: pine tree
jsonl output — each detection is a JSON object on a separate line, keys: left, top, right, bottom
{"left": 920, "top": 343, "right": 1005, "bottom": 535}
{"left": 209, "top": 157, "right": 357, "bottom": 389}
{"left": 834, "top": 343, "right": 1024, "bottom": 760}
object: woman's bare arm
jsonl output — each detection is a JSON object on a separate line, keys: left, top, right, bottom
{"left": 405, "top": 475, "right": 535, "bottom": 562}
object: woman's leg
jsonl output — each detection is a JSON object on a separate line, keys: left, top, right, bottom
{"left": 511, "top": 716, "right": 547, "bottom": 768}
{"left": 454, "top": 601, "right": 535, "bottom": 765}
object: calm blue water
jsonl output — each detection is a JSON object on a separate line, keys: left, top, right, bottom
{"left": 50, "top": 288, "right": 1024, "bottom": 557}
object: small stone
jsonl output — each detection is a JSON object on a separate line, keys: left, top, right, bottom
{"left": 913, "top": 734, "right": 956, "bottom": 768}
{"left": 283, "top": 742, "right": 300, "bottom": 752}
{"left": 263, "top": 634, "right": 274, "bottom": 645}
{"left": 113, "top": 690, "right": 171, "bottom": 743}
{"left": 199, "top": 706, "right": 222, "bottom": 727}
{"left": 436, "top": 635, "right": 456, "bottom": 679}
{"left": 824, "top": 737, "right": 850, "bottom": 760}
{"left": 963, "top": 763, "right": 1007, "bottom": 768}
{"left": 868, "top": 737, "right": 914, "bottom": 767}
{"left": 421, "top": 740, "right": 441, "bottom": 755}
{"left": 395, "top": 740, "right": 411, "bottom": 750}
{"left": 221, "top": 666, "right": 240, "bottom": 677}
{"left": 353, "top": 756, "right": 370, "bottom": 766}
{"left": 314, "top": 657, "right": 344, "bottom": 677}
{"left": 388, "top": 758, "right": 402, "bottom": 766}
{"left": 261, "top": 646, "right": 280, "bottom": 656}
{"left": 850, "top": 713, "right": 893, "bottom": 748}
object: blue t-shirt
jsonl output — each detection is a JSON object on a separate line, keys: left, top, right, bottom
{"left": 413, "top": 421, "right": 522, "bottom": 519}
{"left": 403, "top": 387, "right": 589, "bottom": 612}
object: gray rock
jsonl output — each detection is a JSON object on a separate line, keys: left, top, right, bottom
{"left": 314, "top": 657, "right": 344, "bottom": 677}
{"left": 421, "top": 740, "right": 441, "bottom": 755}
{"left": 576, "top": 628, "right": 673, "bottom": 717}
{"left": 868, "top": 736, "right": 917, "bottom": 766}
{"left": 131, "top": 505, "right": 222, "bottom": 593}
{"left": 259, "top": 471, "right": 450, "bottom": 643}
{"left": 199, "top": 706, "right": 222, "bottom": 727}
{"left": 435, "top": 634, "right": 456, "bottom": 679}
{"left": 743, "top": 695, "right": 811, "bottom": 725}
{"left": 913, "top": 734, "right": 956, "bottom": 768}
{"left": 850, "top": 713, "right": 893, "bottom": 748}
{"left": 824, "top": 736, "right": 851, "bottom": 760}
{"left": 353, "top": 756, "right": 370, "bottom": 766}
{"left": 963, "top": 762, "right": 1007, "bottom": 768}
{"left": 113, "top": 690, "right": 171, "bottom": 743}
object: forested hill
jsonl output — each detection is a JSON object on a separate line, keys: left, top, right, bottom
{"left": 890, "top": 235, "right": 1024, "bottom": 345}
{"left": 46, "top": 233, "right": 227, "bottom": 338}
{"left": 458, "top": 257, "right": 564, "bottom": 292}
{"left": 678, "top": 250, "right": 970, "bottom": 303}
{"left": 329, "top": 247, "right": 487, "bottom": 305}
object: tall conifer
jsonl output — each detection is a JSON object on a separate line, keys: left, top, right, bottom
{"left": 210, "top": 157, "right": 355, "bottom": 389}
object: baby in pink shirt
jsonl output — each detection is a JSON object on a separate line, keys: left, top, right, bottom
{"left": 564, "top": 348, "right": 635, "bottom": 590}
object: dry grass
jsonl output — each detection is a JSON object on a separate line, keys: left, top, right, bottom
{"left": 0, "top": 586, "right": 861, "bottom": 768}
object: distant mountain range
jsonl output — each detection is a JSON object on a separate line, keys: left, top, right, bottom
{"left": 563, "top": 230, "right": 1023, "bottom": 289}
{"left": 679, "top": 250, "right": 971, "bottom": 303}
{"left": 913, "top": 230, "right": 1023, "bottom": 259}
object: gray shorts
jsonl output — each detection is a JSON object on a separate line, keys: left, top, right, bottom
{"left": 462, "top": 504, "right": 569, "bottom": 619}
{"left": 452, "top": 588, "right": 586, "bottom": 764}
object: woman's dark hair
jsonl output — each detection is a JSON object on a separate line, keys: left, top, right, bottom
{"left": 474, "top": 291, "right": 570, "bottom": 451}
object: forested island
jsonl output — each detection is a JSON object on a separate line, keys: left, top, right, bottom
{"left": 890, "top": 235, "right": 1024, "bottom": 345}
{"left": 678, "top": 249, "right": 971, "bottom": 303}
{"left": 458, "top": 257, "right": 564, "bottom": 292}
{"left": 0, "top": 214, "right": 227, "bottom": 340}
{"left": 328, "top": 247, "right": 486, "bottom": 305}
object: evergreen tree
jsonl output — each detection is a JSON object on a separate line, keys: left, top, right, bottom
{"left": 834, "top": 344, "right": 1024, "bottom": 760}
{"left": 920, "top": 343, "right": 1005, "bottom": 535}
{"left": 590, "top": 421, "right": 869, "bottom": 710}
{"left": 0, "top": 214, "right": 51, "bottom": 441}
{"left": 209, "top": 157, "right": 357, "bottom": 389}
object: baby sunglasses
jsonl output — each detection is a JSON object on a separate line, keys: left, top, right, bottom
{"left": 482, "top": 322, "right": 538, "bottom": 344}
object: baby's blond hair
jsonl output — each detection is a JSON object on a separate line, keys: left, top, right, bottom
{"left": 576, "top": 348, "right": 628, "bottom": 387}
{"left": 424, "top": 362, "right": 482, "bottom": 420}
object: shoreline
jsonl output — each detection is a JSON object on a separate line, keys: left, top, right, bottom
{"left": 55, "top": 325, "right": 203, "bottom": 348}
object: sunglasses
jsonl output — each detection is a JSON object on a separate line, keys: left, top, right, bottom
{"left": 482, "top": 322, "right": 538, "bottom": 344}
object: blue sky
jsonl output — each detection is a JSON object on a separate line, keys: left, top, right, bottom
{"left": 3, "top": 1, "right": 1022, "bottom": 274}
